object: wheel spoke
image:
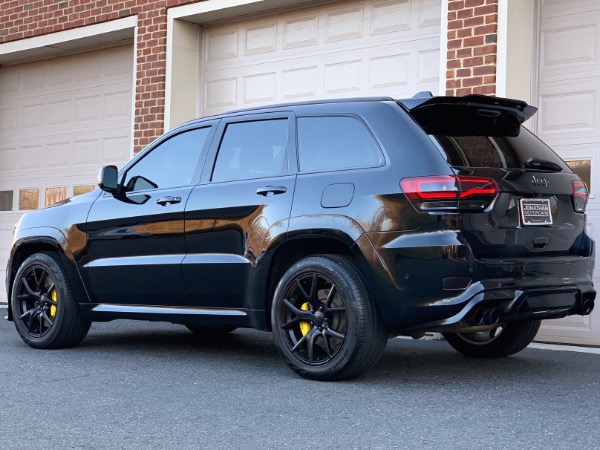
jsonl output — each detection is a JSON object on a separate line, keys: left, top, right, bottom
{"left": 33, "top": 268, "right": 47, "bottom": 291}
{"left": 307, "top": 328, "right": 319, "bottom": 364}
{"left": 38, "top": 311, "right": 44, "bottom": 334}
{"left": 21, "top": 278, "right": 40, "bottom": 299}
{"left": 42, "top": 312, "right": 53, "bottom": 327}
{"left": 282, "top": 299, "right": 313, "bottom": 320}
{"left": 44, "top": 283, "right": 56, "bottom": 298}
{"left": 325, "top": 285, "right": 337, "bottom": 308}
{"left": 322, "top": 331, "right": 333, "bottom": 359}
{"left": 324, "top": 325, "right": 345, "bottom": 340}
{"left": 291, "top": 330, "right": 310, "bottom": 353}
{"left": 295, "top": 279, "right": 310, "bottom": 301}
{"left": 326, "top": 307, "right": 346, "bottom": 314}
{"left": 281, "top": 316, "right": 308, "bottom": 330}
{"left": 308, "top": 273, "right": 318, "bottom": 301}
{"left": 20, "top": 306, "right": 39, "bottom": 321}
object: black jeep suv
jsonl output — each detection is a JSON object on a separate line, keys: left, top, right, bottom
{"left": 6, "top": 94, "right": 596, "bottom": 380}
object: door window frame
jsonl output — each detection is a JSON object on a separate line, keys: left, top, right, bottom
{"left": 200, "top": 112, "right": 297, "bottom": 184}
{"left": 107, "top": 120, "right": 219, "bottom": 197}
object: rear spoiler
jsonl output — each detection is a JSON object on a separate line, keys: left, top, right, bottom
{"left": 398, "top": 94, "right": 538, "bottom": 137}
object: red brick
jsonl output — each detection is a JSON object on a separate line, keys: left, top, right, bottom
{"left": 462, "top": 56, "right": 484, "bottom": 67}
{"left": 457, "top": 48, "right": 472, "bottom": 58}
{"left": 457, "top": 28, "right": 472, "bottom": 38}
{"left": 474, "top": 5, "right": 497, "bottom": 16}
{"left": 457, "top": 68, "right": 471, "bottom": 77}
{"left": 462, "top": 76, "right": 484, "bottom": 87}
{"left": 474, "top": 24, "right": 497, "bottom": 35}
{"left": 485, "top": 13, "right": 498, "bottom": 24}
{"left": 448, "top": 19, "right": 463, "bottom": 30}
{"left": 464, "top": 0, "right": 485, "bottom": 7}
{"left": 464, "top": 16, "right": 485, "bottom": 27}
{"left": 457, "top": 8, "right": 474, "bottom": 19}
{"left": 473, "top": 44, "right": 496, "bottom": 56}
{"left": 473, "top": 65, "right": 496, "bottom": 75}
{"left": 463, "top": 36, "right": 484, "bottom": 47}
{"left": 448, "top": 1, "right": 465, "bottom": 11}
{"left": 448, "top": 38, "right": 462, "bottom": 49}
{"left": 473, "top": 85, "right": 495, "bottom": 95}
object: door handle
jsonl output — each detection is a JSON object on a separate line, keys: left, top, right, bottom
{"left": 156, "top": 196, "right": 181, "bottom": 206}
{"left": 256, "top": 186, "right": 287, "bottom": 196}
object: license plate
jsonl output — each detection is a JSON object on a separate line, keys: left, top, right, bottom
{"left": 520, "top": 198, "right": 552, "bottom": 226}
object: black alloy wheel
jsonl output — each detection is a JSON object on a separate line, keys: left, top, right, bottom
{"left": 12, "top": 252, "right": 91, "bottom": 349}
{"left": 272, "top": 255, "right": 387, "bottom": 380}
{"left": 443, "top": 319, "right": 541, "bottom": 358}
{"left": 15, "top": 262, "right": 58, "bottom": 338}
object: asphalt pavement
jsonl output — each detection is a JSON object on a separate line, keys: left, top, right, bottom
{"left": 1, "top": 306, "right": 599, "bottom": 449}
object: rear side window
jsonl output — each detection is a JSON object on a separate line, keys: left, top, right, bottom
{"left": 430, "top": 128, "right": 570, "bottom": 170}
{"left": 212, "top": 119, "right": 289, "bottom": 182}
{"left": 297, "top": 116, "right": 382, "bottom": 172}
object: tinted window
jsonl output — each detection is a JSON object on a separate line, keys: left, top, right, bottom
{"left": 123, "top": 127, "right": 210, "bottom": 192}
{"left": 430, "top": 128, "right": 570, "bottom": 170}
{"left": 212, "top": 119, "right": 288, "bottom": 182}
{"left": 297, "top": 116, "right": 382, "bottom": 172}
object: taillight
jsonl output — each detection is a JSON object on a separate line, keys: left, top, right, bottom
{"left": 400, "top": 175, "right": 498, "bottom": 211}
{"left": 572, "top": 180, "right": 588, "bottom": 213}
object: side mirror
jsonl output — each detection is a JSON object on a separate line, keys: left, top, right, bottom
{"left": 98, "top": 165, "right": 119, "bottom": 193}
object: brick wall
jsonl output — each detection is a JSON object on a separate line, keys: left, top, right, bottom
{"left": 446, "top": 0, "right": 498, "bottom": 96}
{"left": 0, "top": 0, "right": 203, "bottom": 153}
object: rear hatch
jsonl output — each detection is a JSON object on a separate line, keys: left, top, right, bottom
{"left": 400, "top": 95, "right": 589, "bottom": 259}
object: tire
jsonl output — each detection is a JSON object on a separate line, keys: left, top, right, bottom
{"left": 271, "top": 255, "right": 387, "bottom": 381}
{"left": 443, "top": 319, "right": 541, "bottom": 358}
{"left": 11, "top": 252, "right": 91, "bottom": 349}
{"left": 185, "top": 325, "right": 236, "bottom": 335}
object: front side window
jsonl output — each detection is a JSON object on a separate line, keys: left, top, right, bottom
{"left": 123, "top": 127, "right": 211, "bottom": 192}
{"left": 211, "top": 119, "right": 289, "bottom": 182}
{"left": 297, "top": 116, "right": 383, "bottom": 172}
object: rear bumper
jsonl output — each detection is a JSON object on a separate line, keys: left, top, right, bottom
{"left": 358, "top": 230, "right": 595, "bottom": 332}
{"left": 401, "top": 280, "right": 595, "bottom": 333}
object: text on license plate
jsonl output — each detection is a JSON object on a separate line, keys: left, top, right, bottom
{"left": 520, "top": 198, "right": 552, "bottom": 226}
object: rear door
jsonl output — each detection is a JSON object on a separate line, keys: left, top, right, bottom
{"left": 183, "top": 113, "right": 296, "bottom": 309}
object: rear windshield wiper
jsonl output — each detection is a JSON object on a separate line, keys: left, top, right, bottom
{"left": 524, "top": 157, "right": 563, "bottom": 172}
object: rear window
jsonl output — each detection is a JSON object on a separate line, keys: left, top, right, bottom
{"left": 429, "top": 127, "right": 570, "bottom": 171}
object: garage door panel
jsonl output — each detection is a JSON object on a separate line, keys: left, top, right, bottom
{"left": 0, "top": 45, "right": 133, "bottom": 304}
{"left": 537, "top": 0, "right": 600, "bottom": 345}
{"left": 201, "top": 0, "right": 440, "bottom": 116}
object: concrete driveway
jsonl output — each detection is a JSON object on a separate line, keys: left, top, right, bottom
{"left": 1, "top": 307, "right": 599, "bottom": 449}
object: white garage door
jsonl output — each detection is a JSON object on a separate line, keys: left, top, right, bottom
{"left": 200, "top": 0, "right": 441, "bottom": 116}
{"left": 535, "top": 0, "right": 600, "bottom": 345}
{"left": 0, "top": 45, "right": 134, "bottom": 304}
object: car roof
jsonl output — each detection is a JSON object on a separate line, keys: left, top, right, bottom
{"left": 170, "top": 93, "right": 434, "bottom": 134}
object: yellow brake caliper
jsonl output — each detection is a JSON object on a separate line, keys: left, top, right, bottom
{"left": 299, "top": 302, "right": 311, "bottom": 336}
{"left": 50, "top": 289, "right": 58, "bottom": 318}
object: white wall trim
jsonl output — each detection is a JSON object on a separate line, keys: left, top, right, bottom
{"left": 165, "top": 16, "right": 175, "bottom": 130}
{"left": 438, "top": 0, "right": 449, "bottom": 96}
{"left": 130, "top": 22, "right": 139, "bottom": 158}
{"left": 0, "top": 16, "right": 137, "bottom": 64}
{"left": 496, "top": 0, "right": 509, "bottom": 97}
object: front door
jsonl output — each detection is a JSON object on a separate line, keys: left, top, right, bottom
{"left": 81, "top": 124, "right": 216, "bottom": 306}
